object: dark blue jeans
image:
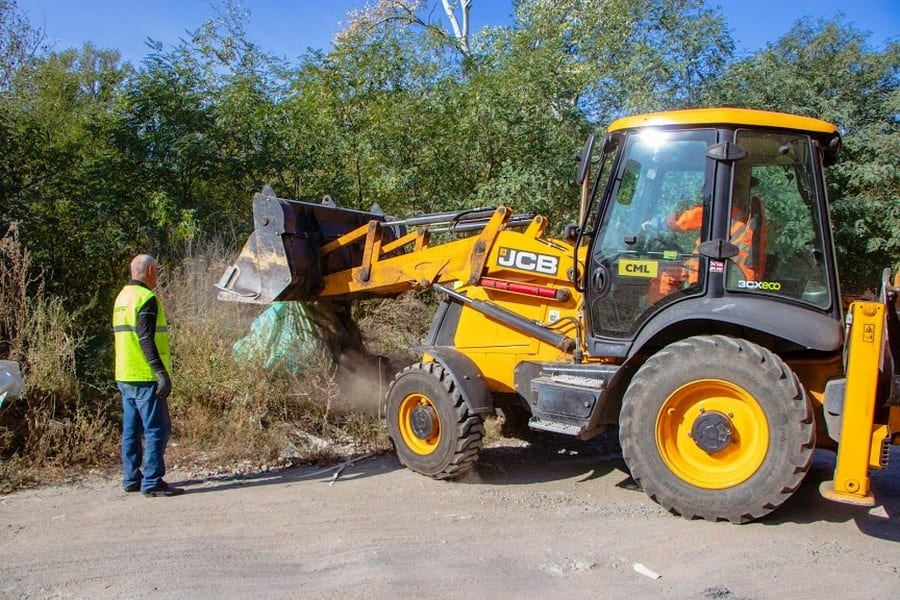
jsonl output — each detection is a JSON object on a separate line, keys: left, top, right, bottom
{"left": 119, "top": 381, "right": 171, "bottom": 492}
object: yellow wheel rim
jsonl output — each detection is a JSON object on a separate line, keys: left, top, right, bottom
{"left": 655, "top": 379, "right": 769, "bottom": 489}
{"left": 397, "top": 393, "right": 441, "bottom": 455}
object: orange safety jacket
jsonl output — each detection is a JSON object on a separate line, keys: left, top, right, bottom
{"left": 650, "top": 200, "right": 766, "bottom": 302}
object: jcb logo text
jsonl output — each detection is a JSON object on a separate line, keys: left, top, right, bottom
{"left": 497, "top": 248, "right": 559, "bottom": 275}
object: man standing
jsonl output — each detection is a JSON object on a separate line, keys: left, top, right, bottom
{"left": 113, "top": 254, "right": 184, "bottom": 497}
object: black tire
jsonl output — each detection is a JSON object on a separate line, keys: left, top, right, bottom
{"left": 619, "top": 335, "right": 815, "bottom": 523}
{"left": 386, "top": 361, "right": 484, "bottom": 479}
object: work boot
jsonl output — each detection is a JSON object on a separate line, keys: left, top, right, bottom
{"left": 141, "top": 481, "right": 185, "bottom": 497}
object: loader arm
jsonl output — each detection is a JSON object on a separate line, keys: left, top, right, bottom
{"left": 216, "top": 188, "right": 568, "bottom": 305}
{"left": 316, "top": 205, "right": 516, "bottom": 299}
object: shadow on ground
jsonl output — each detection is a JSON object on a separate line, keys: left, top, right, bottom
{"left": 168, "top": 450, "right": 400, "bottom": 496}
{"left": 471, "top": 429, "right": 899, "bottom": 537}
{"left": 762, "top": 446, "right": 900, "bottom": 540}
{"left": 167, "top": 429, "right": 899, "bottom": 540}
{"left": 468, "top": 427, "right": 630, "bottom": 487}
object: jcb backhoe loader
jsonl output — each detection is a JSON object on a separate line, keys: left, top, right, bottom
{"left": 218, "top": 108, "right": 900, "bottom": 523}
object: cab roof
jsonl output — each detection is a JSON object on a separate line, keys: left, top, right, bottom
{"left": 608, "top": 108, "right": 839, "bottom": 136}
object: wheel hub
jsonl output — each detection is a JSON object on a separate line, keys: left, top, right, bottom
{"left": 410, "top": 404, "right": 438, "bottom": 440}
{"left": 691, "top": 410, "right": 733, "bottom": 453}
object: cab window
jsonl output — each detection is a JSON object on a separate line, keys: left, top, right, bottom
{"left": 726, "top": 131, "right": 831, "bottom": 308}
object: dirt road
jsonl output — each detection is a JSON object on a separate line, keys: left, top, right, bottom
{"left": 2, "top": 434, "right": 898, "bottom": 600}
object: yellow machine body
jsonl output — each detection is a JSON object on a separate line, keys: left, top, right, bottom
{"left": 219, "top": 108, "right": 899, "bottom": 522}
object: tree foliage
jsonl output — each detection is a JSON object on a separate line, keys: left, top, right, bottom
{"left": 513, "top": 0, "right": 733, "bottom": 122}
{"left": 703, "top": 17, "right": 899, "bottom": 289}
{"left": 0, "top": 0, "right": 45, "bottom": 91}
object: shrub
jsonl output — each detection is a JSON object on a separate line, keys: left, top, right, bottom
{"left": 0, "top": 227, "right": 118, "bottom": 489}
{"left": 159, "top": 245, "right": 395, "bottom": 471}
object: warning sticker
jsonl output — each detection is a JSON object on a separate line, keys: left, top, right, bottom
{"left": 863, "top": 324, "right": 875, "bottom": 343}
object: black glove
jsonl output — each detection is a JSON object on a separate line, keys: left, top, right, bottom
{"left": 155, "top": 370, "right": 172, "bottom": 400}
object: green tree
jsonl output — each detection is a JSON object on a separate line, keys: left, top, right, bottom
{"left": 0, "top": 0, "right": 46, "bottom": 220}
{"left": 704, "top": 17, "right": 899, "bottom": 291}
{"left": 119, "top": 3, "right": 295, "bottom": 251}
{"left": 0, "top": 0, "right": 45, "bottom": 92}
{"left": 2, "top": 44, "right": 135, "bottom": 325}
{"left": 315, "top": 1, "right": 593, "bottom": 221}
{"left": 279, "top": 10, "right": 478, "bottom": 215}
{"left": 512, "top": 0, "right": 733, "bottom": 123}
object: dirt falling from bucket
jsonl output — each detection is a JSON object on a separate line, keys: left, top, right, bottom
{"left": 305, "top": 301, "right": 395, "bottom": 417}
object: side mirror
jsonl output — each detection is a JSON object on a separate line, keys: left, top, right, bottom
{"left": 563, "top": 223, "right": 580, "bottom": 243}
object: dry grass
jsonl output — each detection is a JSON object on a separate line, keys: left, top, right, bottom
{"left": 158, "top": 246, "right": 397, "bottom": 473}
{"left": 2, "top": 238, "right": 422, "bottom": 490}
{"left": 0, "top": 228, "right": 510, "bottom": 492}
{"left": 355, "top": 291, "right": 437, "bottom": 361}
{"left": 0, "top": 229, "right": 117, "bottom": 492}
{"left": 0, "top": 238, "right": 512, "bottom": 491}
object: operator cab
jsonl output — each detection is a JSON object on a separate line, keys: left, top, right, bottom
{"left": 579, "top": 108, "right": 843, "bottom": 359}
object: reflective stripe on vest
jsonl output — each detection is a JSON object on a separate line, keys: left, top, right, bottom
{"left": 730, "top": 220, "right": 764, "bottom": 280}
{"left": 731, "top": 221, "right": 750, "bottom": 260}
{"left": 113, "top": 285, "right": 171, "bottom": 381}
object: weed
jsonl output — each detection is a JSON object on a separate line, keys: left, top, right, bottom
{"left": 158, "top": 245, "right": 395, "bottom": 472}
{"left": 0, "top": 228, "right": 106, "bottom": 476}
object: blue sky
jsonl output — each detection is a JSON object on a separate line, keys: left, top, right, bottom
{"left": 18, "top": 0, "right": 899, "bottom": 66}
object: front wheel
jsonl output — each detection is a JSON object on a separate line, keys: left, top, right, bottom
{"left": 386, "top": 362, "right": 484, "bottom": 479}
{"left": 619, "top": 335, "right": 814, "bottom": 523}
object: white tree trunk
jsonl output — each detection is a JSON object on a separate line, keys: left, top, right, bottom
{"left": 441, "top": 0, "right": 472, "bottom": 56}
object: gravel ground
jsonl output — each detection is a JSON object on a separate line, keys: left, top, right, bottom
{"left": 1, "top": 433, "right": 898, "bottom": 600}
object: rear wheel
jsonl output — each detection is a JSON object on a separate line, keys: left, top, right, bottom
{"left": 619, "top": 335, "right": 814, "bottom": 523}
{"left": 386, "top": 361, "right": 484, "bottom": 479}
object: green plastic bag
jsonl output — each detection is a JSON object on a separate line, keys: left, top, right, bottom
{"left": 233, "top": 302, "right": 321, "bottom": 374}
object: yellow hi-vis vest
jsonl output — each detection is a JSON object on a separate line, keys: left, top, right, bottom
{"left": 113, "top": 284, "right": 171, "bottom": 381}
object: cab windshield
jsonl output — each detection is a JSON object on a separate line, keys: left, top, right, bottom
{"left": 587, "top": 126, "right": 832, "bottom": 340}
{"left": 588, "top": 129, "right": 714, "bottom": 337}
